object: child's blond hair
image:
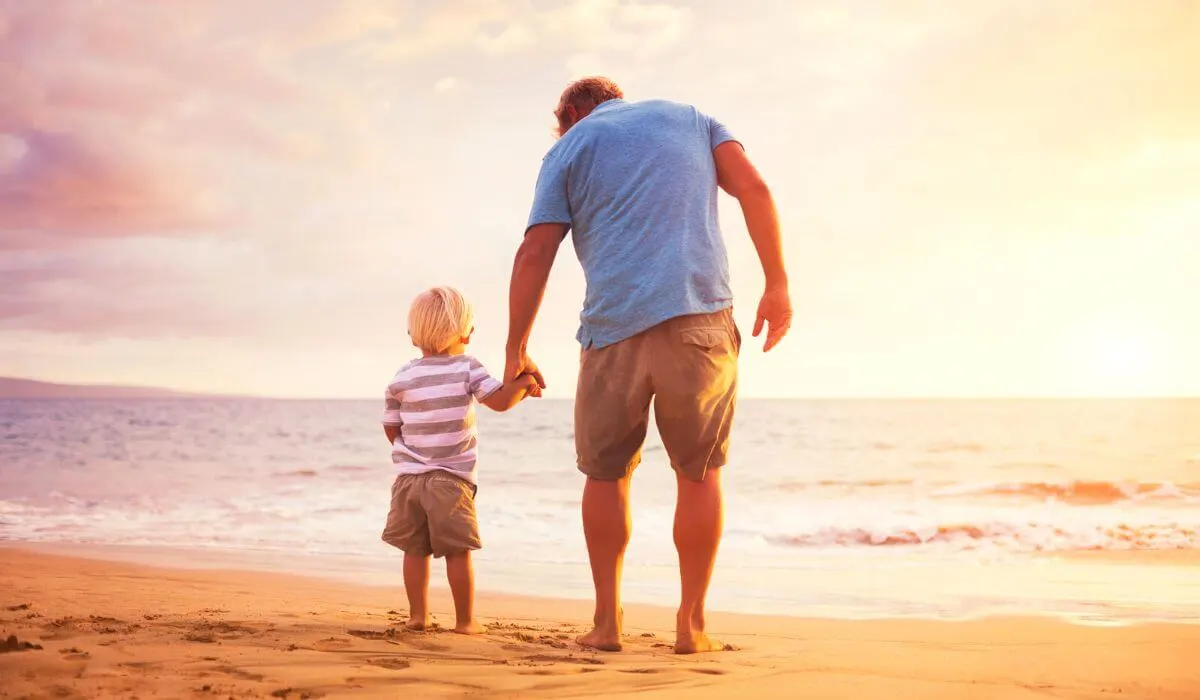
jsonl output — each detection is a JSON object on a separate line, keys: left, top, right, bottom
{"left": 408, "top": 287, "right": 474, "bottom": 354}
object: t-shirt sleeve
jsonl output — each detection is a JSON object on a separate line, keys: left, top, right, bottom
{"left": 381, "top": 385, "right": 404, "bottom": 426}
{"left": 526, "top": 152, "right": 572, "bottom": 231}
{"left": 467, "top": 358, "right": 503, "bottom": 401}
{"left": 707, "top": 114, "right": 739, "bottom": 151}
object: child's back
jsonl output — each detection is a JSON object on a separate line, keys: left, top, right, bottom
{"left": 379, "top": 286, "right": 538, "bottom": 634}
{"left": 383, "top": 354, "right": 501, "bottom": 486}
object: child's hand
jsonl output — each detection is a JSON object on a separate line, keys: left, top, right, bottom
{"left": 521, "top": 373, "right": 543, "bottom": 399}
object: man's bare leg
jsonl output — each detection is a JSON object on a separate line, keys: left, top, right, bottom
{"left": 403, "top": 552, "right": 432, "bottom": 630}
{"left": 577, "top": 475, "right": 631, "bottom": 651}
{"left": 445, "top": 551, "right": 486, "bottom": 635}
{"left": 674, "top": 468, "right": 724, "bottom": 654}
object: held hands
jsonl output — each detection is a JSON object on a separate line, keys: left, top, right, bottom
{"left": 754, "top": 284, "right": 793, "bottom": 352}
{"left": 506, "top": 350, "right": 546, "bottom": 401}
{"left": 519, "top": 373, "right": 543, "bottom": 399}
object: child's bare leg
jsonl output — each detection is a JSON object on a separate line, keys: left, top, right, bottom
{"left": 445, "top": 551, "right": 485, "bottom": 634}
{"left": 403, "top": 552, "right": 432, "bottom": 630}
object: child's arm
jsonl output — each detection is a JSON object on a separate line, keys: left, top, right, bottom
{"left": 480, "top": 374, "right": 540, "bottom": 412}
{"left": 382, "top": 385, "right": 403, "bottom": 444}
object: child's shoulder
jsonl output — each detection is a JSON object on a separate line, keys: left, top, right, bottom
{"left": 385, "top": 358, "right": 425, "bottom": 388}
{"left": 390, "top": 356, "right": 477, "bottom": 383}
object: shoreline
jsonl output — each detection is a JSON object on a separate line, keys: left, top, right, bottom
{"left": 2, "top": 546, "right": 1198, "bottom": 698}
{"left": 3, "top": 540, "right": 1198, "bottom": 626}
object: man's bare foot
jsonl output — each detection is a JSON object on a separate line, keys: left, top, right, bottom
{"left": 674, "top": 631, "right": 726, "bottom": 655}
{"left": 576, "top": 627, "right": 623, "bottom": 652}
{"left": 405, "top": 616, "right": 432, "bottom": 631}
{"left": 454, "top": 620, "right": 487, "bottom": 635}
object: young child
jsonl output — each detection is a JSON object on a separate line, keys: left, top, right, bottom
{"left": 381, "top": 286, "right": 540, "bottom": 635}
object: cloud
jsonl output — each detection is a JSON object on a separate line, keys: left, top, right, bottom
{"left": 0, "top": 132, "right": 28, "bottom": 172}
{"left": 0, "top": 130, "right": 222, "bottom": 240}
{"left": 477, "top": 22, "right": 537, "bottom": 56}
{"left": 369, "top": 0, "right": 690, "bottom": 61}
{"left": 0, "top": 0, "right": 395, "bottom": 246}
{"left": 433, "top": 77, "right": 459, "bottom": 94}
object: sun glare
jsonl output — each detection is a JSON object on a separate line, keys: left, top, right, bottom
{"left": 1067, "top": 320, "right": 1168, "bottom": 396}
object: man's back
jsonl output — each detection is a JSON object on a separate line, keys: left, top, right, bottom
{"left": 509, "top": 77, "right": 791, "bottom": 654}
{"left": 526, "top": 99, "right": 740, "bottom": 348}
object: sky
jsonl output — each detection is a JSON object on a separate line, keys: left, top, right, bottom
{"left": 1, "top": 0, "right": 1198, "bottom": 398}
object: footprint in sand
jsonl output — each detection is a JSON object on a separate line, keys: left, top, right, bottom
{"left": 1, "top": 635, "right": 43, "bottom": 653}
{"left": 39, "top": 617, "right": 80, "bottom": 641}
{"left": 118, "top": 661, "right": 162, "bottom": 672}
{"left": 365, "top": 657, "right": 411, "bottom": 670}
{"left": 270, "top": 687, "right": 325, "bottom": 699}
{"left": 182, "top": 620, "right": 255, "bottom": 643}
{"left": 349, "top": 628, "right": 451, "bottom": 653}
{"left": 518, "top": 668, "right": 600, "bottom": 677}
{"left": 215, "top": 665, "right": 265, "bottom": 682}
{"left": 523, "top": 654, "right": 604, "bottom": 666}
{"left": 620, "top": 666, "right": 726, "bottom": 676}
{"left": 312, "top": 636, "right": 354, "bottom": 652}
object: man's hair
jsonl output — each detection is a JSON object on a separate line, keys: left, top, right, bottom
{"left": 408, "top": 286, "right": 474, "bottom": 354}
{"left": 554, "top": 76, "right": 623, "bottom": 137}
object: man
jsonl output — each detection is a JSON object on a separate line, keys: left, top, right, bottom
{"left": 504, "top": 77, "right": 791, "bottom": 654}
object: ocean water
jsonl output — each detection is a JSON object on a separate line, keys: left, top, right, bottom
{"left": 2, "top": 398, "right": 1198, "bottom": 623}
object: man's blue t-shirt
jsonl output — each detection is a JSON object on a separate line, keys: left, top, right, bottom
{"left": 526, "top": 99, "right": 739, "bottom": 349}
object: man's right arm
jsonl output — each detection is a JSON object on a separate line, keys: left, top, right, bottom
{"left": 505, "top": 224, "right": 568, "bottom": 384}
{"left": 509, "top": 146, "right": 572, "bottom": 385}
{"left": 713, "top": 141, "right": 792, "bottom": 352}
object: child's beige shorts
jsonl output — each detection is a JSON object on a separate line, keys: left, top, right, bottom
{"left": 381, "top": 470, "right": 481, "bottom": 557}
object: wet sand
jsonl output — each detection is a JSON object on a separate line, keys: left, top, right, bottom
{"left": 1, "top": 547, "right": 1198, "bottom": 699}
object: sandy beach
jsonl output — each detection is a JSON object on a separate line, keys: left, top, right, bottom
{"left": 0, "top": 547, "right": 1196, "bottom": 699}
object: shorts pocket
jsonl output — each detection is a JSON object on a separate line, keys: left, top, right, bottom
{"left": 679, "top": 327, "right": 732, "bottom": 352}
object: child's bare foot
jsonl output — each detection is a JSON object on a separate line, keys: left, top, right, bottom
{"left": 674, "top": 631, "right": 726, "bottom": 654}
{"left": 675, "top": 608, "right": 727, "bottom": 654}
{"left": 577, "top": 606, "right": 623, "bottom": 651}
{"left": 405, "top": 615, "right": 432, "bottom": 631}
{"left": 576, "top": 627, "right": 623, "bottom": 652}
{"left": 453, "top": 620, "right": 486, "bottom": 635}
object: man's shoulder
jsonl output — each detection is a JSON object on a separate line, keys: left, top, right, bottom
{"left": 631, "top": 98, "right": 699, "bottom": 114}
{"left": 597, "top": 100, "right": 712, "bottom": 140}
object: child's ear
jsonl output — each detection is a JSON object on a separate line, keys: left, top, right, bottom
{"left": 463, "top": 326, "right": 475, "bottom": 344}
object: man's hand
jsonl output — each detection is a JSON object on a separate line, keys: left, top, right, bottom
{"left": 505, "top": 350, "right": 546, "bottom": 390}
{"left": 715, "top": 141, "right": 791, "bottom": 352}
{"left": 753, "top": 285, "right": 792, "bottom": 352}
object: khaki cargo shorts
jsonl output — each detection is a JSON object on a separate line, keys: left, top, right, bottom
{"left": 575, "top": 308, "right": 739, "bottom": 482}
{"left": 381, "top": 470, "right": 481, "bottom": 557}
